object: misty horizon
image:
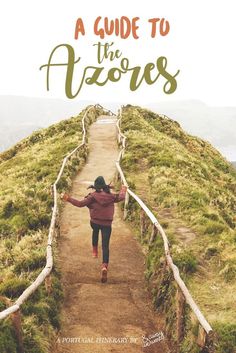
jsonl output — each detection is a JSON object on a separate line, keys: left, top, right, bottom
{"left": 0, "top": 95, "right": 236, "bottom": 162}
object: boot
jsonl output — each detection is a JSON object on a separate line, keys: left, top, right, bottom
{"left": 92, "top": 246, "right": 98, "bottom": 258}
{"left": 101, "top": 263, "right": 108, "bottom": 283}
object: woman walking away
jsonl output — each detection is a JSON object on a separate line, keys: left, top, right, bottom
{"left": 62, "top": 176, "right": 127, "bottom": 283}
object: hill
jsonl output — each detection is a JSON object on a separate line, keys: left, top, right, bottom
{"left": 0, "top": 95, "right": 94, "bottom": 152}
{"left": 0, "top": 105, "right": 103, "bottom": 353}
{"left": 145, "top": 100, "right": 236, "bottom": 161}
{"left": 120, "top": 105, "right": 236, "bottom": 353}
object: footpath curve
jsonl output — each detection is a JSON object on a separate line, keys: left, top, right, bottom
{"left": 53, "top": 115, "right": 170, "bottom": 353}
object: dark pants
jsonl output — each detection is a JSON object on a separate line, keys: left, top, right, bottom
{"left": 90, "top": 221, "right": 112, "bottom": 264}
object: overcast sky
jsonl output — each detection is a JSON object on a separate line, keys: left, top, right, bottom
{"left": 0, "top": 0, "right": 235, "bottom": 106}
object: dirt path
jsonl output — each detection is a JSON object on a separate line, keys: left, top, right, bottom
{"left": 53, "top": 116, "right": 170, "bottom": 353}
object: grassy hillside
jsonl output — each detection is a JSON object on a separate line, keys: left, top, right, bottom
{"left": 0, "top": 105, "right": 103, "bottom": 353}
{"left": 120, "top": 105, "right": 236, "bottom": 353}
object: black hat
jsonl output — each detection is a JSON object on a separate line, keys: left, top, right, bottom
{"left": 94, "top": 176, "right": 107, "bottom": 190}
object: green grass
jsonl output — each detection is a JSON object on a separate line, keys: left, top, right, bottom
{"left": 120, "top": 105, "right": 236, "bottom": 352}
{"left": 0, "top": 105, "right": 104, "bottom": 352}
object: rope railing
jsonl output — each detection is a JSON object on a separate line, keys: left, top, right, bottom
{"left": 0, "top": 104, "right": 98, "bottom": 321}
{"left": 115, "top": 106, "right": 214, "bottom": 352}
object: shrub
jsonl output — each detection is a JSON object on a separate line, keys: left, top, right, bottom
{"left": 204, "top": 246, "right": 219, "bottom": 259}
{"left": 219, "top": 262, "right": 236, "bottom": 282}
{"left": 178, "top": 191, "right": 209, "bottom": 210}
{"left": 10, "top": 215, "right": 28, "bottom": 232}
{"left": 22, "top": 302, "right": 50, "bottom": 325}
{"left": 0, "top": 319, "right": 18, "bottom": 353}
{"left": 26, "top": 215, "right": 40, "bottom": 231}
{"left": 0, "top": 278, "right": 30, "bottom": 298}
{"left": 38, "top": 214, "right": 51, "bottom": 228}
{"left": 221, "top": 211, "right": 235, "bottom": 229}
{"left": 173, "top": 250, "right": 198, "bottom": 274}
{"left": 29, "top": 132, "right": 43, "bottom": 145}
{"left": 0, "top": 147, "right": 17, "bottom": 161}
{"left": 46, "top": 297, "right": 61, "bottom": 329}
{"left": 2, "top": 200, "right": 16, "bottom": 219}
{"left": 14, "top": 253, "right": 46, "bottom": 274}
{"left": 203, "top": 212, "right": 219, "bottom": 221}
{"left": 214, "top": 322, "right": 236, "bottom": 353}
{"left": 0, "top": 220, "right": 12, "bottom": 236}
{"left": 36, "top": 168, "right": 50, "bottom": 181}
{"left": 22, "top": 315, "right": 51, "bottom": 353}
{"left": 57, "top": 176, "right": 69, "bottom": 191}
{"left": 204, "top": 221, "right": 226, "bottom": 235}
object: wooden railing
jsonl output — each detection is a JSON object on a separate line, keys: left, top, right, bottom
{"left": 0, "top": 105, "right": 98, "bottom": 323}
{"left": 95, "top": 103, "right": 116, "bottom": 116}
{"left": 115, "top": 107, "right": 214, "bottom": 352}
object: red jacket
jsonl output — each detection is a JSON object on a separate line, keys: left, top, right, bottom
{"left": 67, "top": 187, "right": 126, "bottom": 226}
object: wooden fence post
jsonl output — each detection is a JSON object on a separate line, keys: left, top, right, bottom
{"left": 11, "top": 309, "right": 24, "bottom": 353}
{"left": 114, "top": 170, "right": 120, "bottom": 184}
{"left": 55, "top": 208, "right": 60, "bottom": 238}
{"left": 155, "top": 259, "right": 170, "bottom": 309}
{"left": 197, "top": 324, "right": 207, "bottom": 348}
{"left": 205, "top": 331, "right": 215, "bottom": 353}
{"left": 123, "top": 192, "right": 129, "bottom": 220}
{"left": 140, "top": 209, "right": 146, "bottom": 238}
{"left": 121, "top": 148, "right": 125, "bottom": 159}
{"left": 45, "top": 274, "right": 52, "bottom": 295}
{"left": 197, "top": 326, "right": 215, "bottom": 353}
{"left": 117, "top": 131, "right": 120, "bottom": 144}
{"left": 149, "top": 224, "right": 158, "bottom": 245}
{"left": 0, "top": 296, "right": 24, "bottom": 352}
{"left": 176, "top": 286, "right": 186, "bottom": 352}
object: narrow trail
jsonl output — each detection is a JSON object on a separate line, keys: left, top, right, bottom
{"left": 53, "top": 115, "right": 170, "bottom": 353}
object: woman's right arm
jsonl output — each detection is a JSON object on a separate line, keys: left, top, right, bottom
{"left": 61, "top": 193, "right": 94, "bottom": 207}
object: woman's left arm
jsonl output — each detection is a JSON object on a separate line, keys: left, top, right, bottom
{"left": 114, "top": 185, "right": 127, "bottom": 203}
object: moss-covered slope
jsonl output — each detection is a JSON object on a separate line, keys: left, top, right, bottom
{"left": 120, "top": 105, "right": 236, "bottom": 353}
{"left": 0, "top": 105, "right": 103, "bottom": 353}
